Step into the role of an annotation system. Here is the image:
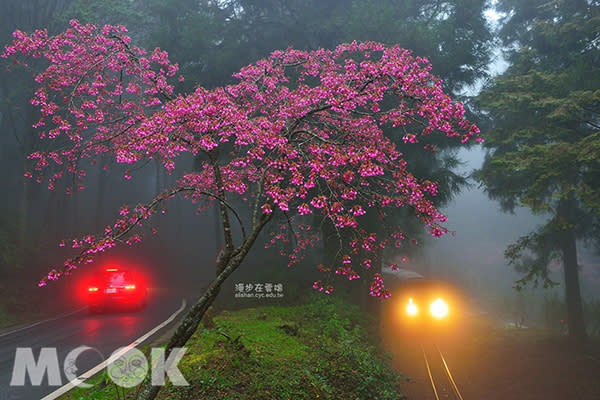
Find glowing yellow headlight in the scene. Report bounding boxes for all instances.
[406,298,418,316]
[430,298,449,319]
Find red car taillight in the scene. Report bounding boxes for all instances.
[88,287,99,292]
[125,284,136,290]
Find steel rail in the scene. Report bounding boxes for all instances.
[421,344,441,400]
[421,343,465,400]
[437,344,465,400]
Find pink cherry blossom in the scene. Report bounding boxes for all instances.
[2,24,481,293]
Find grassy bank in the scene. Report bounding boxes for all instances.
[62,295,405,400]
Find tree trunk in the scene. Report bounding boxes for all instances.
[41,183,58,239]
[17,161,29,268]
[137,212,271,400]
[561,226,586,341]
[95,158,108,232]
[558,195,587,341]
[70,189,79,238]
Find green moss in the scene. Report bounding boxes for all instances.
[60,295,405,400]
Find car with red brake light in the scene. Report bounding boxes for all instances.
[87,268,147,313]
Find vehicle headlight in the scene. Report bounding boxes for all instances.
[406,298,418,316]
[430,298,449,318]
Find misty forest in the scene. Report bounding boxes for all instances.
[0,1,599,399]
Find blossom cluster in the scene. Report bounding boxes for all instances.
[3,22,481,294]
[2,20,180,188]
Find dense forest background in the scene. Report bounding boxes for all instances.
[0,0,598,338]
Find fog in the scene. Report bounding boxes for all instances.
[0,1,598,338]
[423,146,600,321]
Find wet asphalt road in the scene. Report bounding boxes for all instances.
[0,288,188,400]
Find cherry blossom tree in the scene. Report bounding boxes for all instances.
[2,20,480,398]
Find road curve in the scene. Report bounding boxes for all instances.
[0,288,188,400]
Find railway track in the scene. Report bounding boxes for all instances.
[421,343,464,400]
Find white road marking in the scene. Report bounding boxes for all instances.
[0,308,86,339]
[40,298,187,400]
